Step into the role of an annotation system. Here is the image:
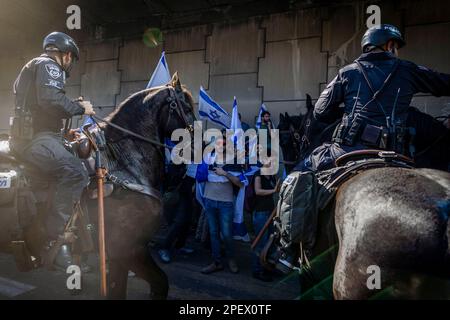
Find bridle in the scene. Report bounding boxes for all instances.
[164,85,195,134]
[279,120,303,163]
[91,85,194,149]
[81,85,195,201]
[298,118,311,156]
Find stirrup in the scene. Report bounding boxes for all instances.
[299,242,312,270]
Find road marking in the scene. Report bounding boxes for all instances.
[0,276,36,298]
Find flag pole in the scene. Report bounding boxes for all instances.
[96,154,107,298]
[82,126,107,297]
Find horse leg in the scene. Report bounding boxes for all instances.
[332,251,375,299]
[108,259,128,299]
[130,247,168,300]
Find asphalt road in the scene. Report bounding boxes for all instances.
[0,237,301,300]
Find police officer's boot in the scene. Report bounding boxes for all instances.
[276,244,301,274]
[54,244,74,271]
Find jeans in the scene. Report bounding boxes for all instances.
[204,198,234,262]
[252,210,272,273]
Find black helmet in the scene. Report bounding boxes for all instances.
[361,24,405,52]
[43,32,80,60]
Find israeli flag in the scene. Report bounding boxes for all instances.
[195,173,250,242]
[146,51,171,89]
[255,103,268,129]
[198,86,231,128]
[230,97,243,148]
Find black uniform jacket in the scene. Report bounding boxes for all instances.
[314,51,450,128]
[13,54,84,135]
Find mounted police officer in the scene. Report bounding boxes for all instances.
[276,24,450,268]
[11,32,95,269]
[300,24,450,172]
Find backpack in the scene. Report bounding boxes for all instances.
[274,171,320,250]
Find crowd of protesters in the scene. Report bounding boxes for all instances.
[155,110,280,282]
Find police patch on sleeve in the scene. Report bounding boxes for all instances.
[45,79,63,89]
[45,63,62,79]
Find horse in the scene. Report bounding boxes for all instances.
[0,73,196,299]
[278,103,450,299]
[277,94,337,174]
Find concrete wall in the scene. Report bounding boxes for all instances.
[1,0,450,133]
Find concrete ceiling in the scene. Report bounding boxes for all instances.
[0,0,345,52]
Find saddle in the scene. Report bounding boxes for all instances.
[259,149,414,274]
[316,149,414,211]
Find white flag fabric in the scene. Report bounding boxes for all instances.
[255,103,268,129]
[230,97,244,149]
[146,51,171,89]
[198,86,231,128]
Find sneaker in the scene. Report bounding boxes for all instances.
[201,261,224,274]
[177,246,194,255]
[252,271,273,282]
[158,249,171,263]
[128,271,136,277]
[228,259,239,274]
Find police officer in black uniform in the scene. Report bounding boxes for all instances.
[12,32,95,268]
[300,24,450,172]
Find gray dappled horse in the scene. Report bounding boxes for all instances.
[279,102,450,299]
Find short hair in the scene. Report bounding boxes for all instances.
[261,111,271,117]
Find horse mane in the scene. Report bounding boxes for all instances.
[97,84,195,188]
[103,84,195,125]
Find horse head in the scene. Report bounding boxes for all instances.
[278,111,303,173]
[98,72,196,188]
[105,72,196,145]
[295,94,339,163]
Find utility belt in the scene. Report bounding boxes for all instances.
[332,114,416,156]
[11,114,74,156]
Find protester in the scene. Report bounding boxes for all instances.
[201,135,245,274]
[239,113,251,131]
[257,111,274,153]
[158,163,196,263]
[252,156,280,281]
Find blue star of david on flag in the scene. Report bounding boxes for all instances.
[198,86,231,128]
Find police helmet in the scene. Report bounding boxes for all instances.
[361,24,405,52]
[43,32,80,60]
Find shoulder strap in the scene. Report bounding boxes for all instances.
[355,59,400,117]
[355,59,400,101]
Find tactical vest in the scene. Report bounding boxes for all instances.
[332,59,416,157]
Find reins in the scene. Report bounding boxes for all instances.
[91,114,169,148]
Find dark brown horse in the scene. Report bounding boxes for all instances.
[92,74,195,299]
[279,105,450,299]
[0,73,196,299]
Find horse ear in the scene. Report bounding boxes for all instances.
[279,113,285,122]
[306,94,313,111]
[171,71,183,93]
[284,112,291,122]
